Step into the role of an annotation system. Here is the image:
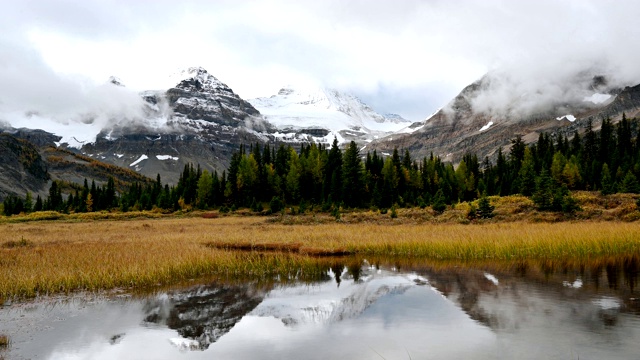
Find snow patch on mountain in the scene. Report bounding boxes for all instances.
[583,93,612,104]
[479,121,494,132]
[556,114,576,122]
[130,154,148,167]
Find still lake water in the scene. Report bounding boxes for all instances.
[1,257,640,359]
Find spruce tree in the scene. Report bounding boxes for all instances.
[477,194,495,219]
[620,171,640,194]
[24,192,33,213]
[518,148,536,196]
[34,195,43,212]
[341,141,363,208]
[601,163,615,195]
[532,169,554,210]
[432,189,446,214]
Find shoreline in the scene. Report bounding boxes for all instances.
[1,214,640,300]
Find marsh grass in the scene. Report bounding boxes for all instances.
[0,335,9,349]
[2,237,31,248]
[1,216,640,299]
[206,219,640,260]
[0,210,165,224]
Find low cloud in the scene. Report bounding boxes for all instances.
[3,0,640,125]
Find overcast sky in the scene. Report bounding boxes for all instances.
[2,0,640,122]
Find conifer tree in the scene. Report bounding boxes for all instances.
[324,138,342,203]
[477,194,494,219]
[518,147,536,196]
[532,169,554,210]
[24,192,33,213]
[432,189,446,214]
[620,171,640,194]
[341,141,363,208]
[34,195,43,212]
[196,170,213,209]
[600,163,615,195]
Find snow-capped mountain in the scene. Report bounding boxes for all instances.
[73,67,273,184]
[2,66,413,186]
[143,283,266,351]
[143,264,430,351]
[249,265,425,327]
[249,86,411,145]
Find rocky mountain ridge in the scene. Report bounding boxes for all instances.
[369,75,640,163]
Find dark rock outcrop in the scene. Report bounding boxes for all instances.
[0,133,50,200]
[166,67,260,127]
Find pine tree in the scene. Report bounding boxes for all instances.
[532,169,554,210]
[477,194,495,219]
[24,192,33,213]
[324,138,342,203]
[620,171,640,194]
[341,141,363,208]
[196,170,213,209]
[432,189,446,214]
[601,163,615,195]
[269,196,283,214]
[34,195,43,212]
[285,150,301,203]
[518,147,536,196]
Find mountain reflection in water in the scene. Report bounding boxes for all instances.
[1,256,640,359]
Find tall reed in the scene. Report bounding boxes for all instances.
[1,217,639,299]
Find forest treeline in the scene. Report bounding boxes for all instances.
[4,115,640,216]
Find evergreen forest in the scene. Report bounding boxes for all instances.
[4,115,640,216]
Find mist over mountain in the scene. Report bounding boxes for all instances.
[1,66,411,187]
[369,70,640,164]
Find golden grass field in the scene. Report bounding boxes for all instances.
[2,214,640,300]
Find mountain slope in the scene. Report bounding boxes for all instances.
[249,86,410,145]
[370,75,640,163]
[0,132,50,200]
[0,128,155,201]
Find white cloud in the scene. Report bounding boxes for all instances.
[1,0,640,122]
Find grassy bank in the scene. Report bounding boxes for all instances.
[1,216,640,299]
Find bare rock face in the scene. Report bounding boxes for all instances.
[370,75,640,163]
[0,133,49,200]
[166,67,260,127]
[0,128,156,201]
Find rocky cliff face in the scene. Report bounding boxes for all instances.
[370,76,640,163]
[0,132,50,200]
[166,67,260,127]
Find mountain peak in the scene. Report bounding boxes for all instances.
[249,85,412,145]
[108,76,124,87]
[168,67,226,92]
